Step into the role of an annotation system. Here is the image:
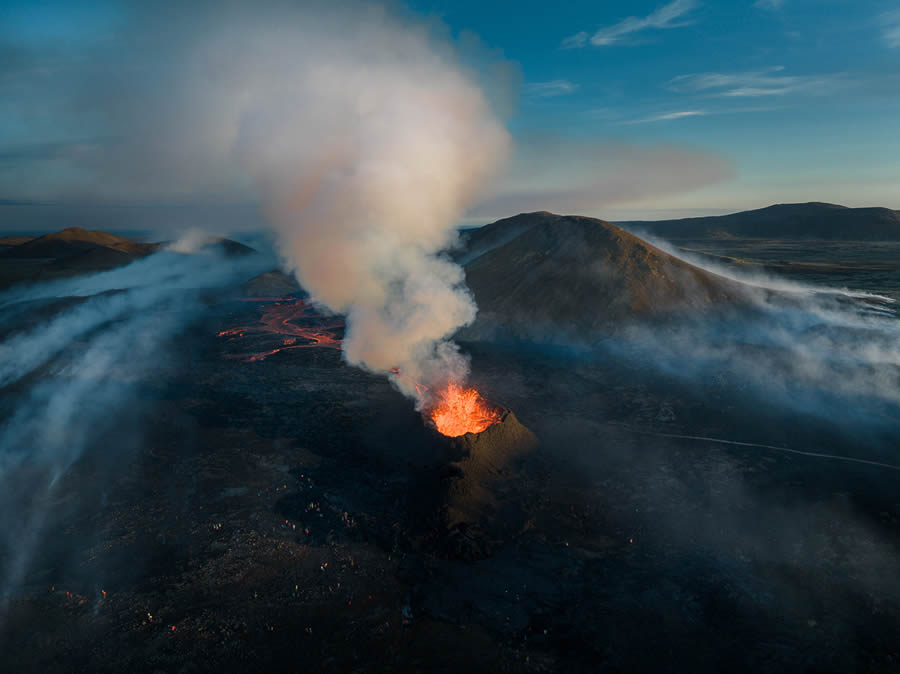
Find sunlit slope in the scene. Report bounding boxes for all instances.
[460,212,747,340]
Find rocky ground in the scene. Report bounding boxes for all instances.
[2,296,900,673]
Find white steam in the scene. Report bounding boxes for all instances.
[0,238,269,601]
[4,2,513,402]
[196,6,510,399]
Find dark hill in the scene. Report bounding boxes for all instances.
[0,236,35,247]
[0,227,255,288]
[4,227,158,259]
[459,212,748,341]
[213,238,256,257]
[620,202,900,240]
[53,245,138,272]
[242,270,302,297]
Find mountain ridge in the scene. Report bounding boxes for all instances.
[0,227,256,288]
[3,226,157,259]
[618,202,900,240]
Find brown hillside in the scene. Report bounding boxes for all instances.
[0,236,35,247]
[460,212,748,341]
[5,227,157,259]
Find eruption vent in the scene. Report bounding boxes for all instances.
[429,383,502,437]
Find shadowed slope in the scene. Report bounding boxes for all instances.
[0,236,36,248]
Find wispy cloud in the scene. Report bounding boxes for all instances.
[470,134,735,219]
[626,110,708,124]
[754,0,784,10]
[563,0,698,48]
[523,79,579,98]
[622,105,781,125]
[668,66,843,97]
[882,10,900,48]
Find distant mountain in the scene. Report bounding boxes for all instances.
[211,238,256,257]
[0,236,36,248]
[459,212,748,341]
[620,202,900,241]
[0,227,256,288]
[3,227,158,260]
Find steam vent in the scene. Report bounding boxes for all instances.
[432,406,539,559]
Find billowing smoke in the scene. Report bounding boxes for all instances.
[4,1,513,401]
[221,8,510,400]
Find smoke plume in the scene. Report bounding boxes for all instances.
[3,1,512,401]
[221,7,511,399]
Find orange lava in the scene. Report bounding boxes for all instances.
[429,382,501,437]
[218,297,343,361]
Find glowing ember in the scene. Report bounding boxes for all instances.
[429,382,501,437]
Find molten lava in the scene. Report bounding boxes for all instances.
[217,297,343,361]
[429,382,502,437]
[221,308,498,437]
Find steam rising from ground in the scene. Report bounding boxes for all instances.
[223,8,510,399]
[609,233,900,431]
[0,243,268,604]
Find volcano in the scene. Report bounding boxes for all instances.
[458,211,749,341]
[432,403,538,559]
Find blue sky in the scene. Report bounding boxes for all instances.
[1,0,898,228]
[413,0,900,216]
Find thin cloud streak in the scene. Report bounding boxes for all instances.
[668,67,845,97]
[563,0,698,48]
[625,110,707,124]
[623,104,784,125]
[469,135,735,220]
[882,10,900,48]
[523,79,579,98]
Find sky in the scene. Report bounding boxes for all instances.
[0,0,898,230]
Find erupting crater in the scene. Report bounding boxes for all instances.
[428,382,502,438]
[389,369,504,438]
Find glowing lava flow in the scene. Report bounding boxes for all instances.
[220,307,498,436]
[218,297,343,361]
[428,382,502,437]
